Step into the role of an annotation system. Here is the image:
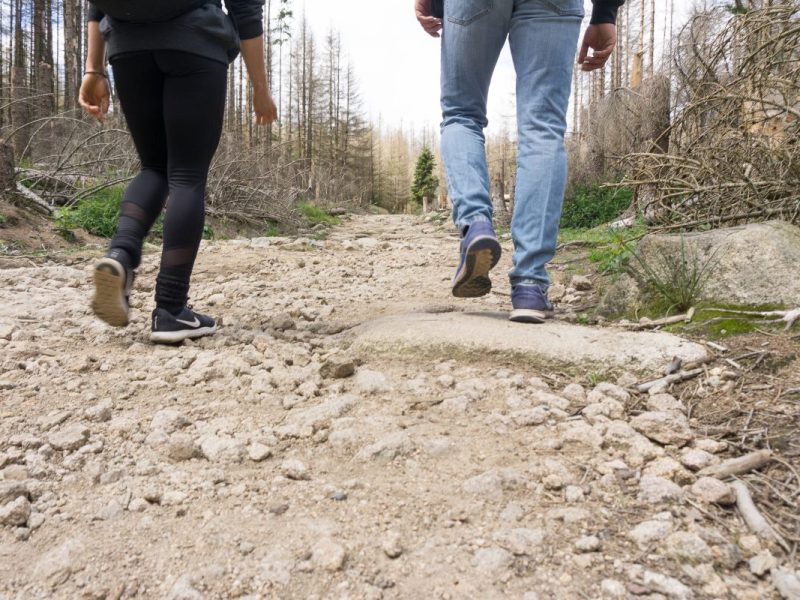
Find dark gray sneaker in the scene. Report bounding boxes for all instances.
[150,306,217,344]
[92,257,135,327]
[509,284,554,324]
[452,221,502,298]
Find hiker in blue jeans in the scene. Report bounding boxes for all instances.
[416,0,623,323]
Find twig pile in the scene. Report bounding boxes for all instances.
[622,4,800,229]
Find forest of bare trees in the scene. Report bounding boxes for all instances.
[0,0,796,233]
[0,0,429,229]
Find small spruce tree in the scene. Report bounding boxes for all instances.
[411,147,439,207]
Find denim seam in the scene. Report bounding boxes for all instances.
[447,0,493,26]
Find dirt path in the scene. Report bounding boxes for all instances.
[0,214,797,599]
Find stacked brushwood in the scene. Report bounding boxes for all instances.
[622,3,800,230]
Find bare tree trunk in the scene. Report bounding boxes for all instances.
[11,0,31,160]
[0,142,16,194]
[63,0,80,110]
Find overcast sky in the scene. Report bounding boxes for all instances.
[300,0,696,135]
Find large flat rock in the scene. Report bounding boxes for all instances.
[350,312,707,374]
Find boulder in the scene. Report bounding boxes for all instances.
[637,221,800,306]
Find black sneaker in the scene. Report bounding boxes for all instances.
[150,306,217,344]
[92,257,135,327]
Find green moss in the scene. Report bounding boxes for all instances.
[299,202,341,227]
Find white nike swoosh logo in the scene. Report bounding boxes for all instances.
[175,317,201,328]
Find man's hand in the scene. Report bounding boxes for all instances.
[416,0,442,38]
[578,24,616,72]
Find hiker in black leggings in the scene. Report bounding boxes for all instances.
[80,0,276,344]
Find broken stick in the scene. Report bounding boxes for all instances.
[699,449,773,479]
[731,480,778,542]
[636,368,704,393]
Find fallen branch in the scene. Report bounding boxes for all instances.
[636,368,704,393]
[731,480,778,543]
[14,181,53,215]
[629,311,694,330]
[699,449,773,479]
[706,341,728,353]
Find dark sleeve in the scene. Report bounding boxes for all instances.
[590,0,624,25]
[88,6,104,21]
[225,0,264,40]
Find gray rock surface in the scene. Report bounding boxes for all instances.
[637,220,800,305]
[351,313,707,373]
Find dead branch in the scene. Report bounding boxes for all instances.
[699,449,773,479]
[731,480,779,543]
[636,368,704,393]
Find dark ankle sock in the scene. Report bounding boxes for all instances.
[106,247,133,272]
[155,269,190,316]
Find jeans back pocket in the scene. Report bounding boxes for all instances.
[447,0,494,25]
[542,0,584,17]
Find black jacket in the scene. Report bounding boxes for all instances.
[88,0,264,64]
[591,0,625,24]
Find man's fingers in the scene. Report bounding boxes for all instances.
[577,40,590,64]
[592,47,614,59]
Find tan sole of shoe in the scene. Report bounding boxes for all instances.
[91,258,129,327]
[452,238,502,298]
[509,308,551,324]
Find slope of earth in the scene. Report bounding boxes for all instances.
[0,214,798,600]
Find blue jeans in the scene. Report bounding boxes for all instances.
[440,0,583,288]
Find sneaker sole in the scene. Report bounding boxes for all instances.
[452,236,502,298]
[92,258,129,327]
[509,308,552,324]
[150,325,217,345]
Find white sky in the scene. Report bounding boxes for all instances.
[301,0,697,134]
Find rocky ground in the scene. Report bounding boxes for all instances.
[1,214,799,599]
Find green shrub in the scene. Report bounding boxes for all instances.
[560,185,634,230]
[628,235,719,313]
[56,186,125,238]
[299,202,340,226]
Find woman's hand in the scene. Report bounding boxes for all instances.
[79,73,111,122]
[253,84,278,125]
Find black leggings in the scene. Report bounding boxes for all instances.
[109,50,227,312]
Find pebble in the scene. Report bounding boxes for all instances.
[0,496,31,527]
[150,410,191,434]
[85,399,113,423]
[638,475,683,503]
[560,383,586,403]
[472,547,513,576]
[493,528,545,556]
[664,531,713,563]
[355,369,392,394]
[166,433,199,462]
[694,438,727,454]
[630,411,694,447]
[311,538,347,572]
[320,354,355,379]
[680,448,718,471]
[48,424,90,452]
[642,570,693,600]
[571,275,592,291]
[247,443,272,462]
[749,550,777,577]
[356,431,413,462]
[647,394,686,414]
[690,477,735,505]
[382,531,403,559]
[128,498,149,513]
[600,579,627,598]
[565,485,584,503]
[269,502,290,515]
[629,519,674,549]
[575,535,601,553]
[199,435,245,464]
[281,458,310,480]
